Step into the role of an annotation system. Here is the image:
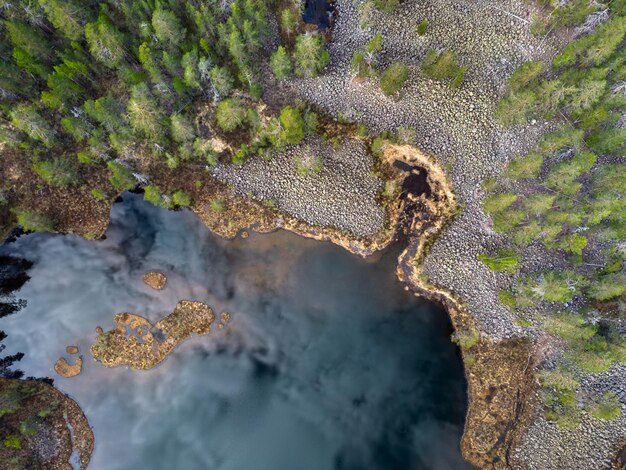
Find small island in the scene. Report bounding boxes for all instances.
[91,300,216,369]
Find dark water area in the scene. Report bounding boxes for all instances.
[393,161,432,199]
[303,0,335,30]
[0,193,471,469]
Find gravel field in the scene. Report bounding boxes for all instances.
[213,136,385,237]
[216,0,626,467]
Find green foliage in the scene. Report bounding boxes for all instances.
[172,190,191,207]
[478,248,519,272]
[216,98,247,132]
[170,113,195,143]
[210,198,224,212]
[482,192,517,215]
[10,104,56,147]
[270,46,293,80]
[3,435,22,449]
[380,62,409,96]
[504,152,543,180]
[544,151,596,195]
[523,193,556,217]
[127,83,165,140]
[538,127,584,155]
[85,12,126,68]
[32,157,79,188]
[422,49,465,87]
[280,9,297,36]
[495,90,537,126]
[588,274,626,301]
[210,67,234,97]
[498,289,517,309]
[538,366,581,429]
[12,209,55,233]
[373,0,399,13]
[90,188,107,202]
[491,208,526,233]
[107,161,136,191]
[507,61,544,92]
[587,392,621,420]
[294,33,330,77]
[143,185,167,207]
[416,19,428,36]
[451,327,480,350]
[152,9,186,48]
[279,107,305,144]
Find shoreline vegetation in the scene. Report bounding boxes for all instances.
[1,0,625,468]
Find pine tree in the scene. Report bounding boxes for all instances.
[127,83,165,139]
[85,12,126,68]
[152,9,186,49]
[270,46,293,80]
[294,33,330,78]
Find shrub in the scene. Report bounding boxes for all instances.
[12,209,55,233]
[588,392,621,420]
[270,46,293,80]
[538,366,581,429]
[32,157,78,187]
[539,128,585,155]
[504,152,543,180]
[422,49,465,86]
[172,190,191,207]
[495,90,537,126]
[478,248,519,272]
[3,434,21,449]
[498,290,517,309]
[294,33,330,77]
[491,208,526,233]
[90,188,107,202]
[380,62,409,96]
[373,0,399,13]
[107,161,136,191]
[451,327,480,350]
[210,198,224,212]
[536,271,580,303]
[279,106,305,144]
[556,233,587,255]
[216,98,247,132]
[507,60,544,91]
[143,185,166,207]
[523,193,555,217]
[416,20,428,36]
[588,274,626,301]
[513,221,542,247]
[482,192,518,214]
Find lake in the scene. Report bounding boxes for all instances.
[0,193,471,469]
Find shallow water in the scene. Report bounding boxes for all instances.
[0,194,471,470]
[303,0,334,30]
